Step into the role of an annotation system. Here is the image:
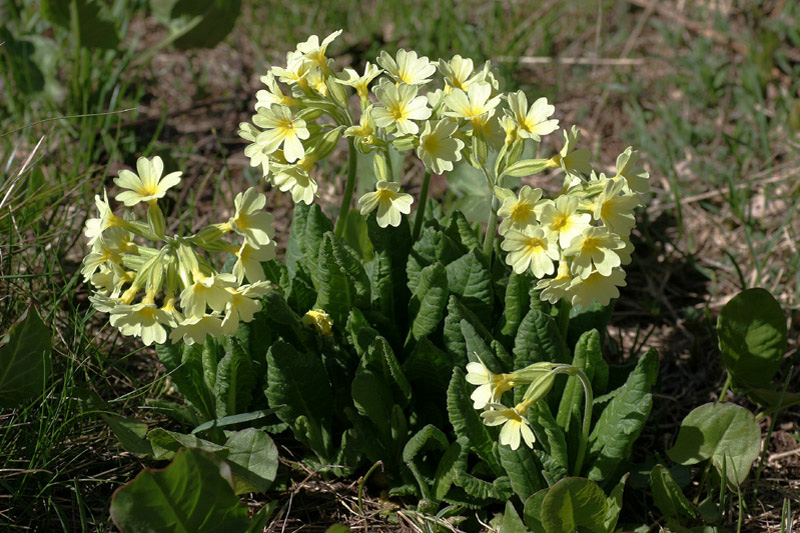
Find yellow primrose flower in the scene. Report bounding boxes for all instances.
[302,309,334,336]
[465,357,517,409]
[306,67,329,97]
[296,29,342,71]
[334,62,382,100]
[113,156,182,207]
[438,55,488,92]
[372,82,432,135]
[227,188,275,248]
[416,119,465,174]
[271,159,319,205]
[253,104,310,163]
[357,180,413,228]
[443,81,501,121]
[549,126,592,177]
[497,185,543,234]
[84,190,126,245]
[231,241,276,284]
[377,49,436,85]
[568,268,627,308]
[593,177,639,235]
[563,226,624,279]
[615,147,650,194]
[238,122,271,178]
[90,265,123,297]
[89,293,119,313]
[81,226,135,281]
[169,315,224,345]
[271,50,312,91]
[180,273,237,318]
[501,225,560,278]
[109,302,171,346]
[255,72,300,110]
[221,281,272,335]
[539,196,592,248]
[344,107,378,146]
[536,262,573,304]
[480,403,536,450]
[506,91,559,142]
[617,235,634,266]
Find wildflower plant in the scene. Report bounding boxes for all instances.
[87,31,661,530]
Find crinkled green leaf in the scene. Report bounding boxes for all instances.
[587,350,658,485]
[366,336,411,405]
[718,288,787,389]
[446,367,501,473]
[650,464,696,520]
[666,402,760,486]
[403,424,449,499]
[156,342,216,421]
[567,299,614,349]
[315,232,369,325]
[406,224,465,293]
[529,403,569,486]
[462,320,507,375]
[513,308,570,368]
[0,307,52,408]
[265,341,333,423]
[540,477,607,533]
[604,473,628,533]
[409,262,449,340]
[110,448,250,532]
[214,337,255,418]
[557,329,606,434]
[499,271,532,344]
[445,249,494,324]
[446,210,481,250]
[499,501,528,533]
[499,436,546,501]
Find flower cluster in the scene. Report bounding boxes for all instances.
[466,357,566,450]
[82,156,276,346]
[497,145,649,308]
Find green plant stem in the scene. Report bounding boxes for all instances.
[334,138,358,239]
[718,373,732,402]
[569,367,593,477]
[557,299,572,340]
[482,195,499,257]
[752,365,793,501]
[411,171,432,241]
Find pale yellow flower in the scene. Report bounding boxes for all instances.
[271,158,319,205]
[443,82,501,121]
[539,196,592,248]
[563,226,624,279]
[377,49,436,85]
[253,104,310,163]
[615,147,649,194]
[481,404,536,450]
[438,55,488,92]
[84,190,126,245]
[536,262,574,304]
[296,29,342,71]
[501,225,560,278]
[335,62,382,99]
[169,315,224,345]
[372,82,432,135]
[506,91,559,141]
[113,156,182,207]
[180,273,237,318]
[271,50,312,90]
[357,181,413,228]
[221,281,272,334]
[592,177,639,235]
[497,185,543,234]
[416,119,464,174]
[255,72,300,110]
[302,309,334,336]
[238,122,272,177]
[549,126,592,176]
[232,241,276,284]
[568,268,627,308]
[228,188,275,248]
[465,357,516,409]
[109,302,171,346]
[306,67,329,97]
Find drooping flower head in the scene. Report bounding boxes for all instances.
[357,180,413,228]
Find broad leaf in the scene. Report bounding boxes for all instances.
[587,350,658,484]
[650,464,696,520]
[102,414,152,458]
[513,308,570,369]
[540,477,607,533]
[41,0,120,49]
[156,342,216,421]
[499,501,529,533]
[214,337,255,417]
[499,271,532,344]
[110,448,250,532]
[402,424,449,499]
[150,0,242,50]
[409,262,449,340]
[499,436,546,501]
[666,402,761,486]
[147,428,226,461]
[717,288,787,389]
[224,429,279,494]
[445,249,494,324]
[0,307,52,407]
[446,367,501,473]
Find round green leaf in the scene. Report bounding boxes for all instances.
[110,448,250,532]
[0,307,52,408]
[540,477,608,533]
[666,402,761,486]
[718,288,787,389]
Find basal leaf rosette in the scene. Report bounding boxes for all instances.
[82,156,277,346]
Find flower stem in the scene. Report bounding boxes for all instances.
[482,195,499,257]
[570,367,594,477]
[334,138,358,239]
[557,299,572,340]
[412,171,432,241]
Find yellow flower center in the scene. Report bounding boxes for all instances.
[390,103,408,121]
[376,188,396,202]
[524,237,545,254]
[580,236,600,254]
[551,213,570,232]
[422,134,440,154]
[510,202,532,222]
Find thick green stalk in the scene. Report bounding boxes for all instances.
[411,171,432,241]
[557,299,572,340]
[569,367,594,477]
[482,195,499,257]
[334,138,358,238]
